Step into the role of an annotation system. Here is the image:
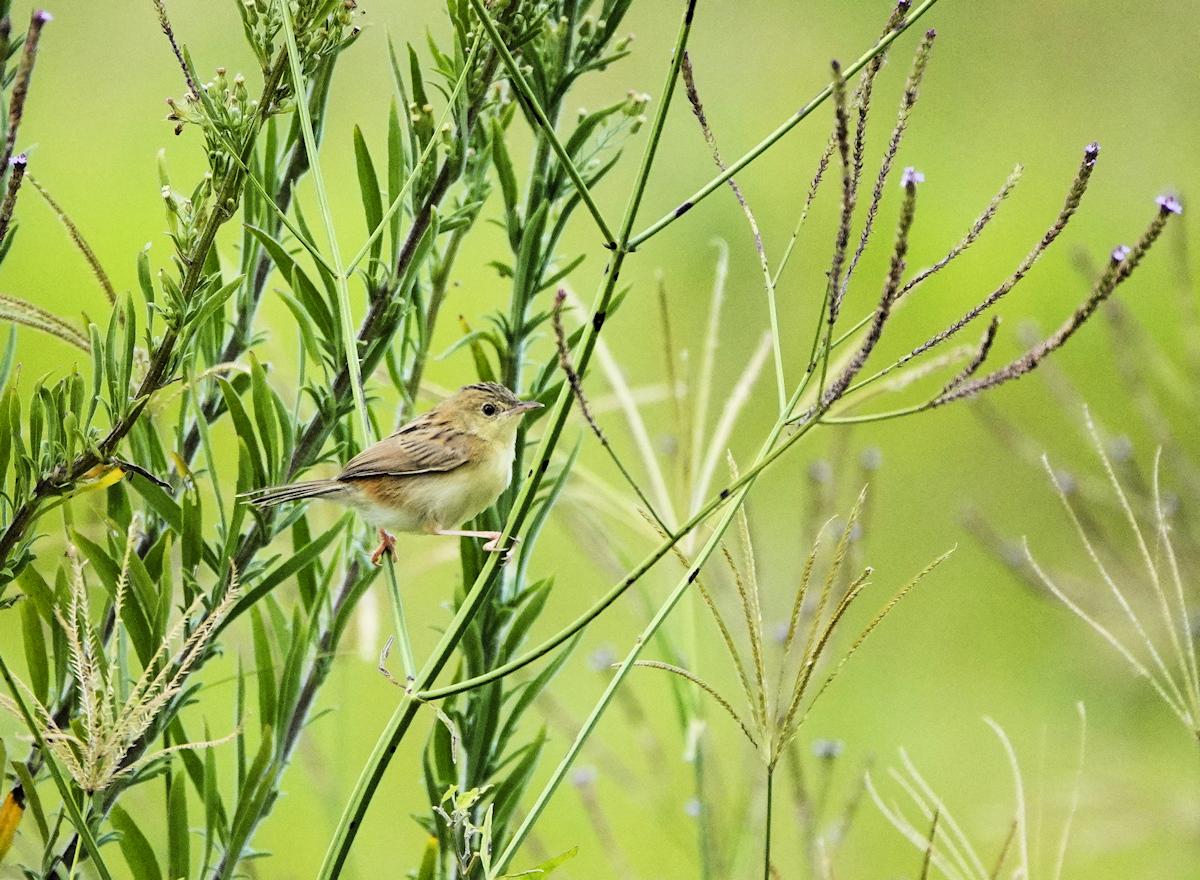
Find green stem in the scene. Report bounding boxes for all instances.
[468,0,615,246]
[818,400,931,424]
[66,792,87,880]
[277,0,371,446]
[383,554,416,680]
[763,764,774,880]
[494,361,825,872]
[317,5,699,877]
[627,0,940,249]
[493,407,797,873]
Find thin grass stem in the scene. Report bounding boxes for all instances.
[277,0,370,445]
[383,555,416,680]
[628,0,942,248]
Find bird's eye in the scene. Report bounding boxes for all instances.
[482,403,498,417]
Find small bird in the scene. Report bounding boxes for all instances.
[248,383,543,564]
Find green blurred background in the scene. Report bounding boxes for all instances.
[3,0,1200,876]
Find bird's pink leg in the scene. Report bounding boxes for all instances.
[371,528,398,566]
[434,529,518,560]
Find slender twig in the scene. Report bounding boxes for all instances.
[27,174,117,304]
[277,0,370,446]
[552,290,671,533]
[681,51,785,413]
[2,9,52,169]
[628,0,941,248]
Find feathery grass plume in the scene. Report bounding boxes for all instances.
[1028,412,1200,739]
[899,164,1023,299]
[823,60,855,328]
[26,175,116,305]
[681,51,785,410]
[933,196,1178,407]
[905,142,1101,365]
[815,169,919,413]
[0,291,90,350]
[869,708,1087,880]
[632,482,951,878]
[0,522,239,793]
[0,154,27,245]
[840,27,936,304]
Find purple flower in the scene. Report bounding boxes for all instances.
[1110,245,1132,263]
[8,154,26,168]
[812,738,844,760]
[901,167,925,189]
[1084,142,1100,166]
[571,766,598,787]
[1157,194,1183,216]
[33,9,53,24]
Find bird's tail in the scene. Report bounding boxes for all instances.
[244,479,347,508]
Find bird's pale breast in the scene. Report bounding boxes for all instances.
[350,447,513,534]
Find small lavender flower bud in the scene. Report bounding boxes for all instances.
[588,645,616,671]
[1156,194,1183,216]
[1053,469,1077,495]
[1109,435,1133,463]
[860,447,883,471]
[1110,244,1131,264]
[901,166,925,189]
[571,766,597,787]
[1083,141,1100,166]
[812,738,844,760]
[808,460,832,484]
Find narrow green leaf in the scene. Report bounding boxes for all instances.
[415,836,439,880]
[12,761,48,846]
[250,607,277,730]
[19,599,48,704]
[352,125,384,267]
[167,771,190,880]
[248,353,280,480]
[217,377,266,486]
[110,805,164,880]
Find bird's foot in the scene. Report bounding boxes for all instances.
[371,529,398,566]
[435,529,519,563]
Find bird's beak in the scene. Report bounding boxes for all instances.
[511,400,544,414]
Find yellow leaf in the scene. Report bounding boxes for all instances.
[0,790,23,864]
[80,465,125,494]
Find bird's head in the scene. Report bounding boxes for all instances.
[441,382,543,444]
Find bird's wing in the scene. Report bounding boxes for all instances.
[337,427,472,481]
